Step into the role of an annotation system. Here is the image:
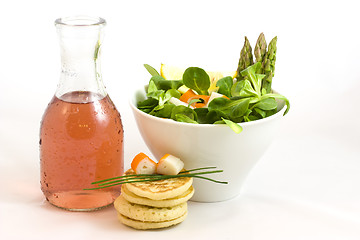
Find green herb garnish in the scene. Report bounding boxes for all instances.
[84,167,227,190]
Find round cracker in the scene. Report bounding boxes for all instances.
[114,195,187,222]
[117,212,187,230]
[123,169,193,200]
[121,184,194,208]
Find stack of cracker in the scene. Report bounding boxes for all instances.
[114,169,194,230]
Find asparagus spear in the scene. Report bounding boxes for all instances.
[254,32,267,70]
[236,36,254,81]
[262,36,277,93]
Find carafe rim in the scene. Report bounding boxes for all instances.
[55,15,106,27]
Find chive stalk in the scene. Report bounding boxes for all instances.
[84,167,227,190]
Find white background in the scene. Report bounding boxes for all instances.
[1,0,360,239]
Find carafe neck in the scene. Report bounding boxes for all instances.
[55,16,107,101]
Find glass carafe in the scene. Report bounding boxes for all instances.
[40,16,124,211]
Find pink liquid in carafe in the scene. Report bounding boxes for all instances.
[40,91,124,211]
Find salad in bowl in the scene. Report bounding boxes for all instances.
[137,33,289,133]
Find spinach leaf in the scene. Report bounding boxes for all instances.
[146,81,166,111]
[216,76,233,98]
[194,108,228,124]
[182,67,210,95]
[171,105,198,122]
[137,98,158,113]
[221,118,243,133]
[208,97,250,122]
[229,100,250,122]
[262,93,290,115]
[165,89,181,100]
[252,97,277,111]
[144,64,160,76]
[207,97,231,111]
[240,62,264,96]
[155,89,181,108]
[246,114,261,121]
[150,103,175,118]
[146,80,182,110]
[174,114,199,124]
[206,110,227,124]
[254,108,266,118]
[150,75,183,91]
[231,80,258,98]
[194,108,209,124]
[147,80,158,94]
[147,80,165,102]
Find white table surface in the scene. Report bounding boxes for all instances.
[1,1,360,239]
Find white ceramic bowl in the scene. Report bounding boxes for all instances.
[130,87,287,202]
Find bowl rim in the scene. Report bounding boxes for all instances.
[129,87,287,129]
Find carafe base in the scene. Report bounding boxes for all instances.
[45,190,119,212]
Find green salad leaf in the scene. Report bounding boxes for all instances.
[137,98,158,113]
[150,75,183,91]
[151,103,175,118]
[146,80,164,101]
[216,76,233,98]
[208,97,250,123]
[182,67,210,95]
[221,118,243,133]
[252,97,277,111]
[171,105,198,122]
[144,64,160,76]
